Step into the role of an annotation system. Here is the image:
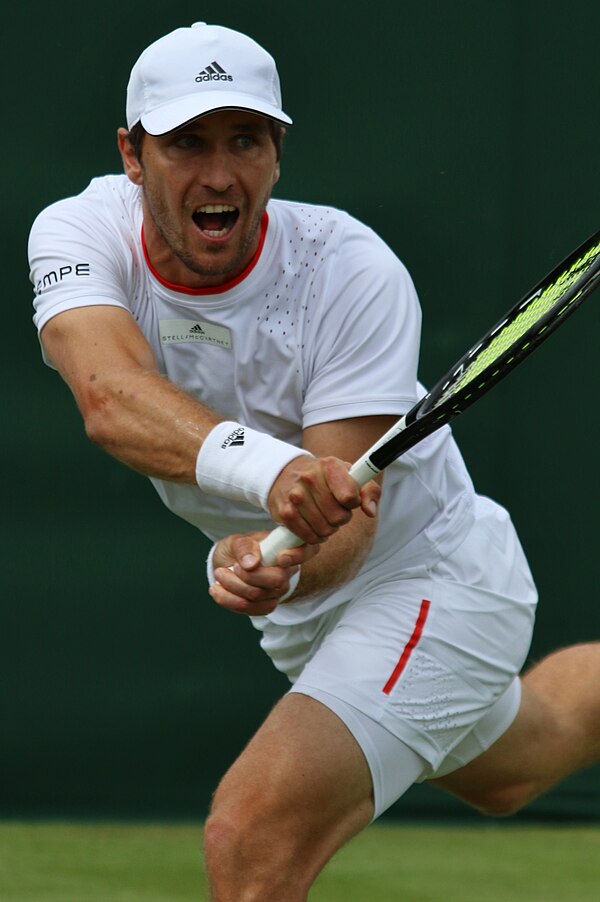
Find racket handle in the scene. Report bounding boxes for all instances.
[258,456,383,565]
[259,525,304,565]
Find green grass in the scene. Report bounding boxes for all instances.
[0,821,599,901]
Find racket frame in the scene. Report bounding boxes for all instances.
[259,229,600,565]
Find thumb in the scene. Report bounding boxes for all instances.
[230,534,262,571]
[359,479,382,518]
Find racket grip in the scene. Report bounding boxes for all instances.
[348,457,381,487]
[259,525,304,566]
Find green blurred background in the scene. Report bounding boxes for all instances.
[3,0,599,821]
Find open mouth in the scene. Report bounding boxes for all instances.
[192,204,239,238]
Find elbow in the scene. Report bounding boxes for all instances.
[83,407,114,450]
[80,386,118,450]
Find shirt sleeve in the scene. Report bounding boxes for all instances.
[301,217,422,427]
[28,188,131,336]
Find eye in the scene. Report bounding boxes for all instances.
[235,134,258,150]
[174,134,201,149]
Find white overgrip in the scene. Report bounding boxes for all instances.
[259,525,304,566]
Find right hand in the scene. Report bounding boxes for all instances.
[267,455,380,547]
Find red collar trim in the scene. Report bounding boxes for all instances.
[141,211,269,296]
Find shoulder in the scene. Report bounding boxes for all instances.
[268,196,373,239]
[29,175,141,244]
[267,197,410,278]
[29,175,143,328]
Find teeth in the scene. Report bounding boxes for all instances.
[196,204,237,213]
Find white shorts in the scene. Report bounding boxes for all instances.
[257,496,538,818]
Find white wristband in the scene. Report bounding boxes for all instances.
[196,421,311,511]
[206,543,301,601]
[206,543,218,586]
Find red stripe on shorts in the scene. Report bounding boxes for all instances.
[382,599,431,695]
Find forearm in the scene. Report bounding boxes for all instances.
[290,509,378,600]
[57,335,312,510]
[42,307,220,483]
[43,308,375,530]
[67,351,312,509]
[81,365,220,482]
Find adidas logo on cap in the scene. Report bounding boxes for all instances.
[195,61,233,83]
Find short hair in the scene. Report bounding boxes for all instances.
[125,118,285,162]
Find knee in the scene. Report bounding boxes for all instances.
[203,804,262,871]
[203,807,262,898]
[203,808,239,864]
[467,780,538,818]
[203,801,310,900]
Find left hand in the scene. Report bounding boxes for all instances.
[209,531,320,615]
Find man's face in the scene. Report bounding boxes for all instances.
[119,110,281,289]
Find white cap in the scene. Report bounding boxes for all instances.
[126,22,292,135]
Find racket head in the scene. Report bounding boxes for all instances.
[370,228,600,471]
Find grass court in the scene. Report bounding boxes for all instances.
[1,820,599,900]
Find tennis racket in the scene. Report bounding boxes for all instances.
[259,227,600,565]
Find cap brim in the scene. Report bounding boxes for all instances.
[140,91,292,134]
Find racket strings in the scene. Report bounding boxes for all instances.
[434,241,600,408]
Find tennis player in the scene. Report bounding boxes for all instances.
[29,23,600,900]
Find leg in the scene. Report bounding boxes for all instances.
[203,692,374,902]
[430,643,600,815]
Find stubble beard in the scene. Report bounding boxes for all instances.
[144,185,270,280]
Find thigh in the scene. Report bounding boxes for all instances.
[429,682,553,808]
[430,643,600,814]
[209,692,375,871]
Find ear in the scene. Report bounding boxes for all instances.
[273,160,281,188]
[117,128,143,185]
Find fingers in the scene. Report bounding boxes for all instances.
[216,534,263,572]
[274,543,320,568]
[208,533,320,616]
[359,480,382,518]
[270,457,380,545]
[209,562,298,615]
[278,457,357,544]
[214,534,318,570]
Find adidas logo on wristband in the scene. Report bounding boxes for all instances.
[220,427,246,449]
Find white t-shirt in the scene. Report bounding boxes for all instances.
[29,174,476,624]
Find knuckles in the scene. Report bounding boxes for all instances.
[245,585,264,602]
[330,508,353,527]
[278,503,301,527]
[298,469,319,488]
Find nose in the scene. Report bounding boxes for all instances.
[201,149,235,194]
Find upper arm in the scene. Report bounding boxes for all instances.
[302,415,398,465]
[301,228,422,429]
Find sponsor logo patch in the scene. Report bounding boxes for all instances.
[159,319,232,348]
